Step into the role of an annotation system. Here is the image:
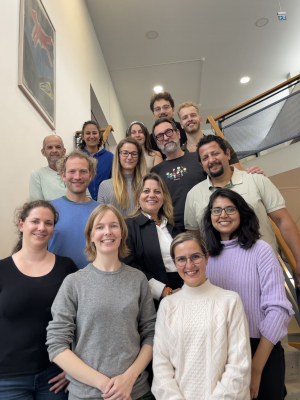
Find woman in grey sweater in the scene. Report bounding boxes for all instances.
[47,204,156,400]
[97,137,147,218]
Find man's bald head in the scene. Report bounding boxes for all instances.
[41,135,66,168]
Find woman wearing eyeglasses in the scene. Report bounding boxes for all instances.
[152,231,251,400]
[126,121,163,172]
[97,137,147,217]
[203,188,293,400]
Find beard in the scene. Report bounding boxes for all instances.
[158,139,180,155]
[208,163,224,178]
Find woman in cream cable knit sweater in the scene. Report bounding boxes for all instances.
[152,232,251,400]
[203,188,294,400]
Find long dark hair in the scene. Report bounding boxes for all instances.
[12,200,59,255]
[79,120,103,150]
[203,188,260,256]
[126,121,153,156]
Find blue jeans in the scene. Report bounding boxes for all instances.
[0,364,68,400]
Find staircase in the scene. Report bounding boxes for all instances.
[283,337,300,399]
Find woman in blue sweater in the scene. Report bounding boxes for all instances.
[79,120,113,200]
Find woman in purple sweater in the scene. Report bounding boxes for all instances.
[203,188,293,400]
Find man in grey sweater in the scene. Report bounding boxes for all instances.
[47,262,156,400]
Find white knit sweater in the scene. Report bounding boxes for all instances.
[152,279,251,400]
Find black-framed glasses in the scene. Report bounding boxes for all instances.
[119,150,139,158]
[153,104,171,113]
[154,128,175,142]
[211,206,237,216]
[175,252,205,267]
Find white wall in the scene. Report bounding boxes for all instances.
[241,141,300,177]
[0,0,126,257]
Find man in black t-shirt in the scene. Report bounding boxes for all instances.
[149,91,187,159]
[151,118,206,231]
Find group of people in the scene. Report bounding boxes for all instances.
[1,91,300,400]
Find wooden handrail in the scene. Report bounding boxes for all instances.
[206,73,300,124]
[206,116,226,139]
[76,125,114,144]
[269,218,297,276]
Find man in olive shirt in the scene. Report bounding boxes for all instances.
[177,101,244,169]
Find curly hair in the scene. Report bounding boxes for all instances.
[127,172,174,225]
[12,200,59,254]
[85,204,130,260]
[203,188,261,256]
[56,149,97,178]
[170,232,208,260]
[79,120,104,150]
[150,91,175,112]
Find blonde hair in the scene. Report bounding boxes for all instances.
[127,172,174,224]
[177,101,200,118]
[112,137,147,210]
[56,149,97,178]
[85,204,130,260]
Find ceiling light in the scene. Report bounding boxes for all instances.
[255,18,269,27]
[240,77,250,84]
[154,86,163,93]
[146,31,158,39]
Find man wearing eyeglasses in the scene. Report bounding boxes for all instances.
[149,92,187,159]
[184,135,300,285]
[151,118,206,231]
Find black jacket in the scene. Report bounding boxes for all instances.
[121,214,182,289]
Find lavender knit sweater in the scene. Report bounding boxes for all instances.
[206,239,294,344]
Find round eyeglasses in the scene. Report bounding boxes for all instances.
[210,206,237,216]
[175,252,205,267]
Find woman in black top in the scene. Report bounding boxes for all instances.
[121,172,182,308]
[0,200,78,400]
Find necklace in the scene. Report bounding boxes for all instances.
[187,142,198,147]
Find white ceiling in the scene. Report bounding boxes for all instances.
[85,0,300,132]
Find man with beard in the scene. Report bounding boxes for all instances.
[177,101,243,169]
[29,135,67,200]
[184,135,300,265]
[151,118,206,231]
[149,92,187,158]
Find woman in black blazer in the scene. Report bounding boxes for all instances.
[121,172,183,307]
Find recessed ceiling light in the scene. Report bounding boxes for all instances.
[255,18,269,27]
[154,86,163,93]
[240,77,250,84]
[146,31,158,39]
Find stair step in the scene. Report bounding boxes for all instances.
[286,381,300,400]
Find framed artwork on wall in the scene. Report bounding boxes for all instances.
[18,0,56,129]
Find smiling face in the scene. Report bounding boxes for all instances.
[211,196,241,241]
[199,142,230,178]
[153,99,175,120]
[82,123,101,151]
[179,106,203,134]
[129,124,146,146]
[62,157,92,195]
[42,135,66,167]
[139,179,164,220]
[119,142,139,174]
[91,210,122,256]
[18,207,55,248]
[174,240,208,287]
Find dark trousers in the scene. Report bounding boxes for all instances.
[250,338,287,400]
